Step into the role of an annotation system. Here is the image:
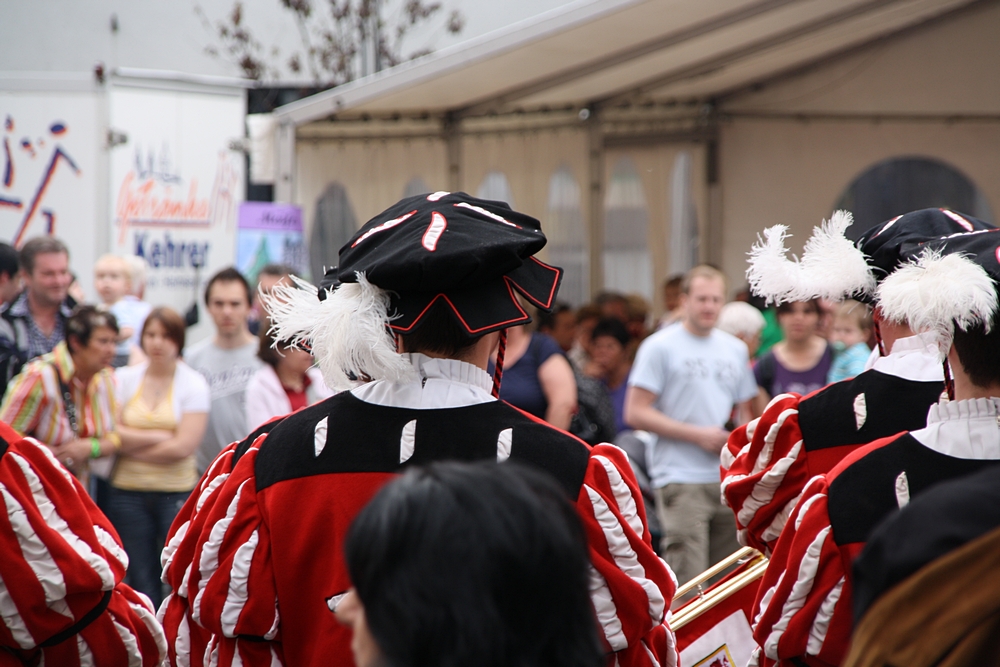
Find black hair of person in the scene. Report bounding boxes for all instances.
[344,460,604,667]
[66,305,119,353]
[396,300,484,358]
[590,317,629,348]
[0,242,19,279]
[204,266,252,306]
[952,316,1000,388]
[536,301,573,332]
[776,298,820,315]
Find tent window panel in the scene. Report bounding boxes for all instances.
[476,170,516,208]
[604,157,652,301]
[669,150,699,276]
[835,157,994,240]
[403,177,432,198]
[311,182,358,281]
[546,166,587,307]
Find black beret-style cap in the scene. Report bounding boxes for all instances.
[902,227,1000,286]
[857,208,994,284]
[337,191,562,335]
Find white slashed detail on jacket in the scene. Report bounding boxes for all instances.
[762,525,831,658]
[18,450,117,588]
[594,453,643,538]
[221,529,260,636]
[590,565,627,651]
[314,416,329,457]
[496,428,512,462]
[586,486,665,630]
[400,420,417,463]
[194,479,251,625]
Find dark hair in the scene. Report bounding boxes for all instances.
[19,236,68,275]
[204,267,252,306]
[776,298,820,316]
[591,317,629,348]
[257,263,297,281]
[0,242,19,278]
[344,461,603,667]
[663,274,684,290]
[256,315,296,368]
[66,305,118,353]
[536,302,573,332]
[397,301,483,358]
[594,291,627,309]
[141,306,186,353]
[953,319,1000,388]
[575,303,602,324]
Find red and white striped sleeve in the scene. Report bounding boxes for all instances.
[177,441,283,667]
[581,443,678,667]
[0,429,165,666]
[721,393,810,555]
[750,475,851,667]
[159,440,243,667]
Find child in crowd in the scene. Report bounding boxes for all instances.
[717,300,766,359]
[94,254,152,367]
[827,299,872,383]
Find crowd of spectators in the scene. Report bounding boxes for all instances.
[0,237,330,606]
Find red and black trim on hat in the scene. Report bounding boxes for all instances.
[855,208,995,303]
[386,257,564,336]
[337,191,564,337]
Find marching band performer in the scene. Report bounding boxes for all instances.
[0,420,166,665]
[722,209,993,555]
[750,225,1000,666]
[157,192,676,667]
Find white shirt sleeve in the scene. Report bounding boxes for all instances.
[174,362,211,417]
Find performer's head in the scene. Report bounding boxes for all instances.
[746,208,995,355]
[338,460,603,667]
[878,228,1000,398]
[266,192,562,392]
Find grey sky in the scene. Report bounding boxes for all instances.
[1,0,574,80]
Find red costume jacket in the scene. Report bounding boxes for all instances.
[721,368,942,555]
[160,385,676,667]
[0,421,165,666]
[750,398,1000,666]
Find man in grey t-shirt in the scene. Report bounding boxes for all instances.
[186,267,262,473]
[625,265,757,585]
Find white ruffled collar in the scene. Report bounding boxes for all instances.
[911,397,1000,459]
[350,353,495,409]
[869,331,943,383]
[404,353,493,393]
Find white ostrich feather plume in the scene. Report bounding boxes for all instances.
[797,210,876,302]
[746,225,804,305]
[263,273,417,391]
[876,250,997,358]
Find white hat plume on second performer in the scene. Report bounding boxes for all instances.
[746,224,804,305]
[876,250,997,358]
[263,273,418,391]
[797,210,877,302]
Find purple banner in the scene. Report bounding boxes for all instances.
[237,202,303,231]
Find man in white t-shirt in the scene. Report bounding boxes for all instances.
[185,267,263,472]
[625,265,757,585]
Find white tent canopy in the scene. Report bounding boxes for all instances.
[275,0,975,124]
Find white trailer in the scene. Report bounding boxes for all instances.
[0,68,247,344]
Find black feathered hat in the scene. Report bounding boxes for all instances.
[266,192,563,391]
[876,227,1000,357]
[337,191,561,334]
[746,208,995,306]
